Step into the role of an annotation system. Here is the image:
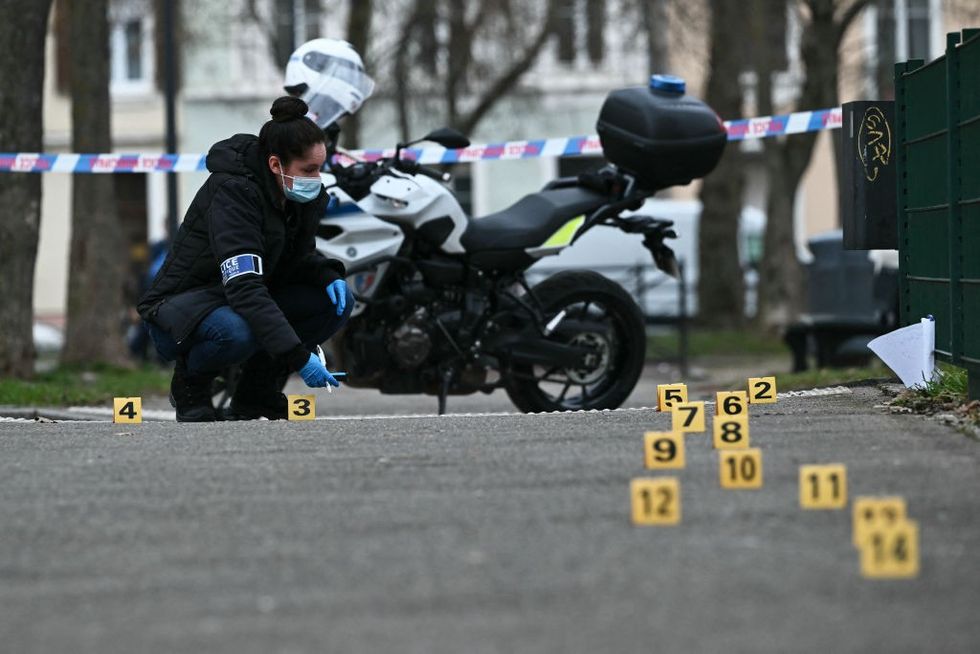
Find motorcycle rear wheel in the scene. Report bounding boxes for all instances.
[503,270,646,413]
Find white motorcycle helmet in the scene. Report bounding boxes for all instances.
[284,38,375,129]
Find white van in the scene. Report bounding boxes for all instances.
[528,199,765,317]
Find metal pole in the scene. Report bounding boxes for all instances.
[945,32,963,374]
[163,0,178,243]
[677,260,689,378]
[633,264,646,319]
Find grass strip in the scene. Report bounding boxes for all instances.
[0,365,171,407]
[647,329,788,359]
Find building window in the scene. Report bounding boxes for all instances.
[111,12,154,94]
[450,164,474,216]
[585,0,605,64]
[555,0,606,65]
[301,0,323,42]
[905,0,930,60]
[871,0,939,98]
[556,0,577,63]
[124,20,143,80]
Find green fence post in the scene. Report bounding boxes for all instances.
[894,59,923,328]
[962,29,980,400]
[945,32,963,369]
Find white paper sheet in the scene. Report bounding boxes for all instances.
[867,317,936,389]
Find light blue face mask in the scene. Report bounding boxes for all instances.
[279,170,322,203]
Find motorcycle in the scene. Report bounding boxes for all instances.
[215,78,727,415]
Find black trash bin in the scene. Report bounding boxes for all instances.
[784,231,898,372]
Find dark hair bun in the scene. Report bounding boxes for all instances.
[270,96,309,122]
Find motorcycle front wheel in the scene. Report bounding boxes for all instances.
[503,270,646,413]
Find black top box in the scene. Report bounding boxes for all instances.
[597,76,728,191]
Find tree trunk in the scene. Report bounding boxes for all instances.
[341,0,373,149]
[0,0,54,378]
[750,0,806,331]
[757,142,808,330]
[755,0,869,330]
[640,0,670,74]
[62,0,128,366]
[445,1,468,128]
[394,13,413,143]
[696,0,747,327]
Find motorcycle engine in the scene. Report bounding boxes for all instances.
[387,308,433,370]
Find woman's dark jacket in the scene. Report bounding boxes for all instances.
[137,133,345,370]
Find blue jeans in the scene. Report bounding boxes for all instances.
[147,284,353,375]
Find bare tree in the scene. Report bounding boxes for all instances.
[238,0,377,146]
[392,0,439,141]
[62,0,128,365]
[753,0,871,331]
[393,2,423,142]
[392,0,561,139]
[341,0,374,148]
[243,0,297,68]
[696,0,749,327]
[0,0,54,378]
[454,1,561,136]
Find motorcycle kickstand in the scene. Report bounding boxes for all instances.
[437,368,453,416]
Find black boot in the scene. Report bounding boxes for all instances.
[170,358,220,422]
[225,354,290,420]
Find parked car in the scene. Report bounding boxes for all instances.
[33,322,63,354]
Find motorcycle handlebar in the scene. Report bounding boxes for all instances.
[330,156,451,195]
[395,158,451,183]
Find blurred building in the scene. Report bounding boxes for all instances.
[32,0,962,322]
[37,0,168,324]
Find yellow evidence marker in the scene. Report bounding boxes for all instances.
[712,414,750,449]
[748,376,778,404]
[657,383,688,412]
[287,394,316,421]
[799,464,848,509]
[852,496,907,547]
[716,390,748,416]
[671,401,706,433]
[644,431,686,470]
[113,397,142,424]
[860,520,920,579]
[630,477,681,526]
[719,449,763,489]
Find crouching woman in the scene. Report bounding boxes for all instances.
[138,96,352,422]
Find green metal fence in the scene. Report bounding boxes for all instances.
[896,28,980,398]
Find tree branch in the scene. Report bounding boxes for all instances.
[458,0,559,135]
[242,0,282,70]
[394,1,424,142]
[834,0,872,49]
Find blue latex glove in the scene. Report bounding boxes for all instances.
[299,353,340,388]
[326,279,348,316]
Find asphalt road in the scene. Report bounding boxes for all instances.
[0,386,977,653]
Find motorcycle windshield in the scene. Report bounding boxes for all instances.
[301,54,376,129]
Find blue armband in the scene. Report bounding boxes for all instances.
[220,254,263,285]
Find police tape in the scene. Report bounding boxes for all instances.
[0,106,842,173]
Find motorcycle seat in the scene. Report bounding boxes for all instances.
[461,187,609,252]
